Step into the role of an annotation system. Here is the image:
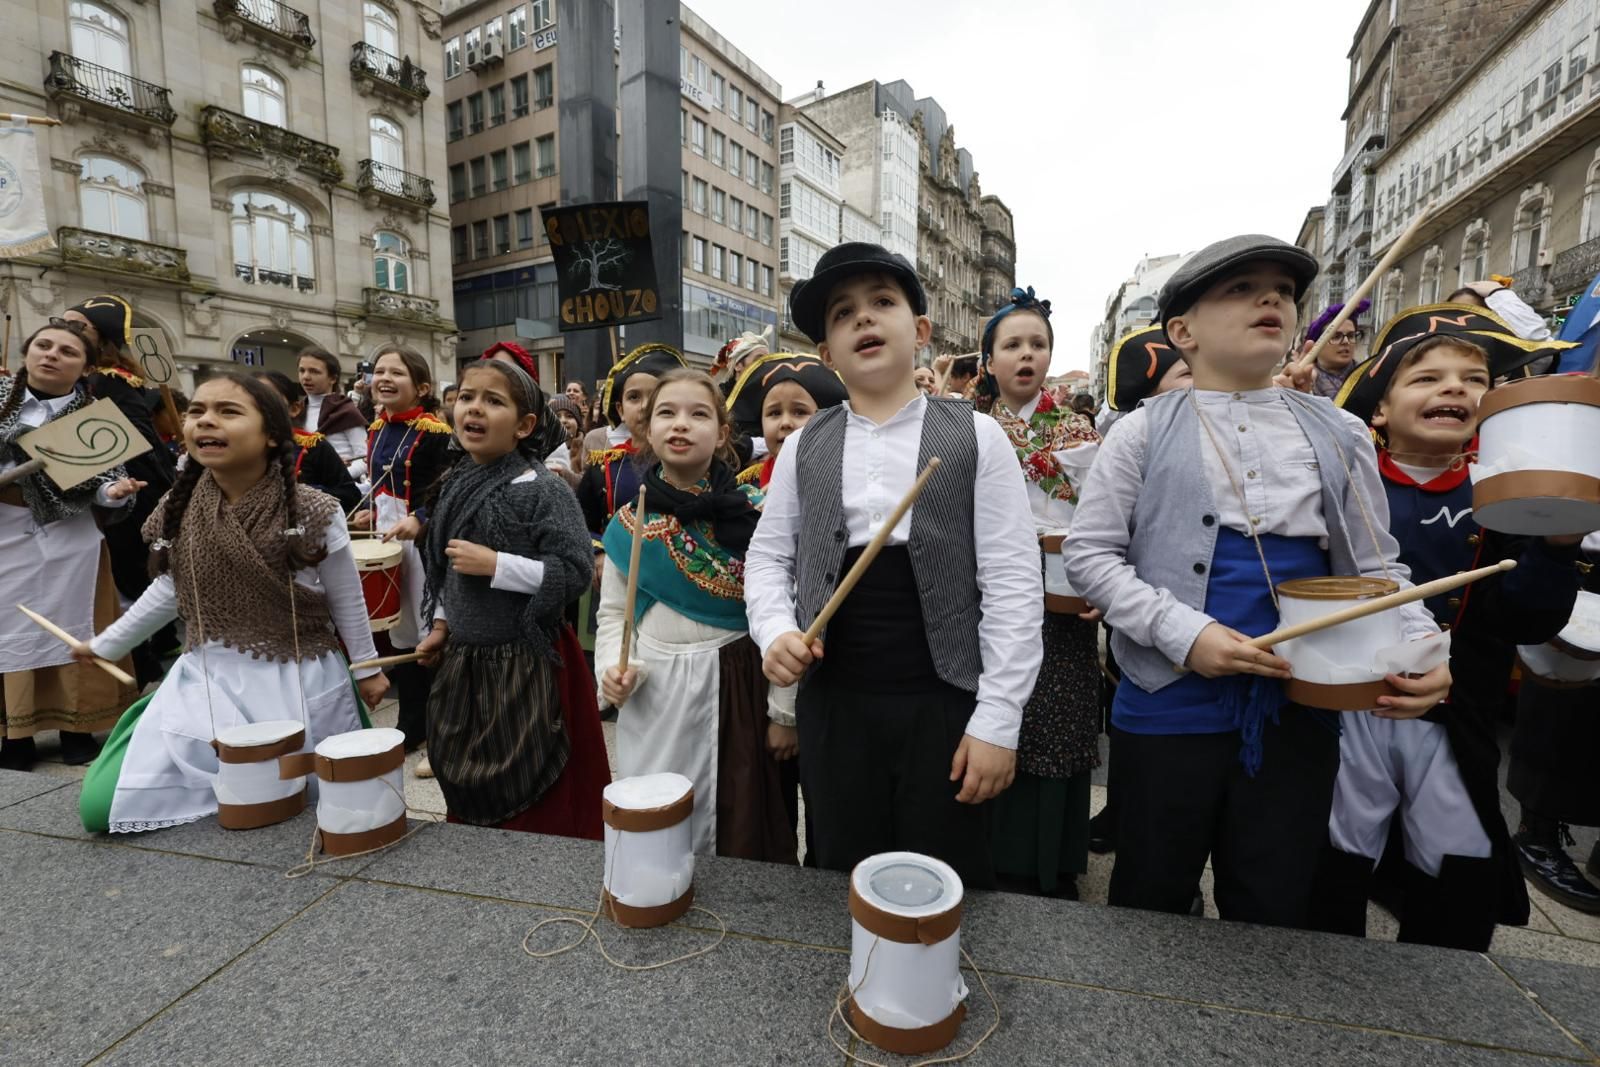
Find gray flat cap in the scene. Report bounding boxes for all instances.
[1158,235,1319,327]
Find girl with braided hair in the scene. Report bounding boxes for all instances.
[0,322,145,770]
[74,373,389,834]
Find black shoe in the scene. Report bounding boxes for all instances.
[1588,840,1599,881]
[59,731,101,766]
[1088,805,1116,854]
[0,736,38,772]
[1516,830,1600,915]
[1190,890,1205,917]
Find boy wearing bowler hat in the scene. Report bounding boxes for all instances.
[744,243,1041,887]
[1063,235,1447,929]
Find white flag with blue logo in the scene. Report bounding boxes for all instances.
[0,121,54,259]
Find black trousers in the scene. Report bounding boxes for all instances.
[796,671,994,889]
[1108,708,1339,928]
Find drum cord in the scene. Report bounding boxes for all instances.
[521,828,728,971]
[827,935,1001,1066]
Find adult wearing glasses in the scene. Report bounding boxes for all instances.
[1298,298,1370,399]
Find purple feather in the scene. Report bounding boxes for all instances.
[1306,298,1370,342]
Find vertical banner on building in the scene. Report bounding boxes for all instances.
[542,200,663,331]
[0,121,54,259]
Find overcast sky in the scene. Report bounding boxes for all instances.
[687,0,1369,372]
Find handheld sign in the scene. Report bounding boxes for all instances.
[128,328,175,385]
[542,200,663,332]
[11,397,151,490]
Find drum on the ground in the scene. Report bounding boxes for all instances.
[212,720,307,830]
[601,773,695,928]
[279,726,407,856]
[1472,375,1600,536]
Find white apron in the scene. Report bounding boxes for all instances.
[0,503,101,673]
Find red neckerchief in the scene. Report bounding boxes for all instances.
[758,453,777,488]
[378,404,426,425]
[1377,438,1475,493]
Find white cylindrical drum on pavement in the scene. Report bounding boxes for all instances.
[280,727,407,856]
[847,852,968,1056]
[212,720,307,830]
[1040,533,1089,615]
[1275,577,1404,711]
[602,773,696,928]
[1472,375,1600,536]
[1519,589,1600,686]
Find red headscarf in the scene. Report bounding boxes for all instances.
[481,341,538,381]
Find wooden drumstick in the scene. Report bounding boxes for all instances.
[618,484,648,674]
[1248,559,1515,650]
[16,604,136,686]
[1298,202,1435,372]
[802,457,942,646]
[348,651,424,671]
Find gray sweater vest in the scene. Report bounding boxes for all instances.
[793,398,982,692]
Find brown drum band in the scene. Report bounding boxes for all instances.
[849,883,962,946]
[318,813,408,857]
[1476,373,1600,417]
[1548,632,1600,662]
[602,884,694,929]
[1285,677,1401,712]
[1038,534,1066,554]
[279,743,406,783]
[213,729,306,765]
[1473,470,1600,517]
[603,788,695,833]
[848,997,967,1056]
[216,789,306,831]
[1515,654,1600,691]
[1045,593,1091,615]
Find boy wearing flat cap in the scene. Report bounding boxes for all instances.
[1064,235,1447,928]
[744,242,1041,886]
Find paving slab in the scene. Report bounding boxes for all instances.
[0,769,70,810]
[0,834,331,1067]
[1495,955,1600,1058]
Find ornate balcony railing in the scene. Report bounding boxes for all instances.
[235,262,313,291]
[58,227,189,283]
[213,0,315,50]
[363,288,445,324]
[349,43,429,100]
[200,106,342,184]
[1512,263,1554,309]
[356,159,436,207]
[45,52,176,126]
[981,252,1012,273]
[1551,236,1600,296]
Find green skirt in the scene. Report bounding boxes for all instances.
[990,769,1091,893]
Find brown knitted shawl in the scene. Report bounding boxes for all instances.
[143,471,342,662]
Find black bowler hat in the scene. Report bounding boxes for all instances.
[788,242,927,344]
[1106,325,1184,412]
[1157,235,1319,329]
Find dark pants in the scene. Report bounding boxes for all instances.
[797,671,994,889]
[1108,709,1339,928]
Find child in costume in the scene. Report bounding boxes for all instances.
[746,243,1042,888]
[254,370,362,512]
[355,344,453,757]
[973,286,1102,899]
[296,346,369,477]
[1064,235,1448,929]
[1312,308,1585,948]
[0,321,143,771]
[412,359,609,838]
[77,372,387,833]
[598,368,795,863]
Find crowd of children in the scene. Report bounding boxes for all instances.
[5,227,1599,950]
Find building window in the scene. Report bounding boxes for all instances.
[711,131,724,167]
[514,141,531,183]
[761,213,773,245]
[373,230,410,292]
[448,163,466,203]
[508,5,527,49]
[729,252,742,286]
[470,156,487,196]
[491,149,508,190]
[531,0,551,29]
[711,244,724,280]
[516,207,534,248]
[485,15,503,53]
[729,86,742,120]
[369,114,405,172]
[230,189,314,291]
[464,26,481,68]
[1459,219,1490,284]
[730,196,742,231]
[447,101,464,141]
[537,201,554,245]
[746,258,757,291]
[779,181,790,219]
[534,65,553,107]
[452,225,467,263]
[692,117,707,156]
[70,2,130,73]
[779,126,794,163]
[444,36,461,78]
[712,187,725,224]
[762,265,773,297]
[747,204,759,238]
[761,109,774,144]
[472,219,489,258]
[1514,188,1550,270]
[711,73,724,110]
[494,214,511,254]
[729,141,742,176]
[511,74,529,117]
[365,2,399,56]
[468,92,485,133]
[779,236,788,271]
[1417,248,1442,306]
[747,154,760,187]
[1583,149,1600,242]
[692,178,707,215]
[241,65,286,126]
[680,108,688,147]
[535,133,555,177]
[489,84,506,126]
[78,155,146,240]
[692,236,706,272]
[745,97,758,131]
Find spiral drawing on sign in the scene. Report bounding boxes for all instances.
[35,417,130,468]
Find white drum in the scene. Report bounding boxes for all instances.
[601,773,696,929]
[212,720,307,831]
[1472,375,1600,536]
[280,727,407,857]
[847,852,968,1057]
[1275,577,1404,711]
[1040,533,1089,615]
[1519,589,1600,686]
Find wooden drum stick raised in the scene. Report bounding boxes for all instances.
[802,457,942,645]
[1299,202,1436,372]
[16,604,136,686]
[348,651,424,672]
[618,484,648,674]
[1248,559,1515,650]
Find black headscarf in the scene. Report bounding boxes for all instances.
[641,458,760,559]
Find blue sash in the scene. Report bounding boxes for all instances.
[1113,528,1328,772]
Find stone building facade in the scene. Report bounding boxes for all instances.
[1088,252,1189,402]
[0,0,455,390]
[979,196,1016,314]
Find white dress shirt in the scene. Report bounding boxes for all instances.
[1,390,134,509]
[744,392,1043,749]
